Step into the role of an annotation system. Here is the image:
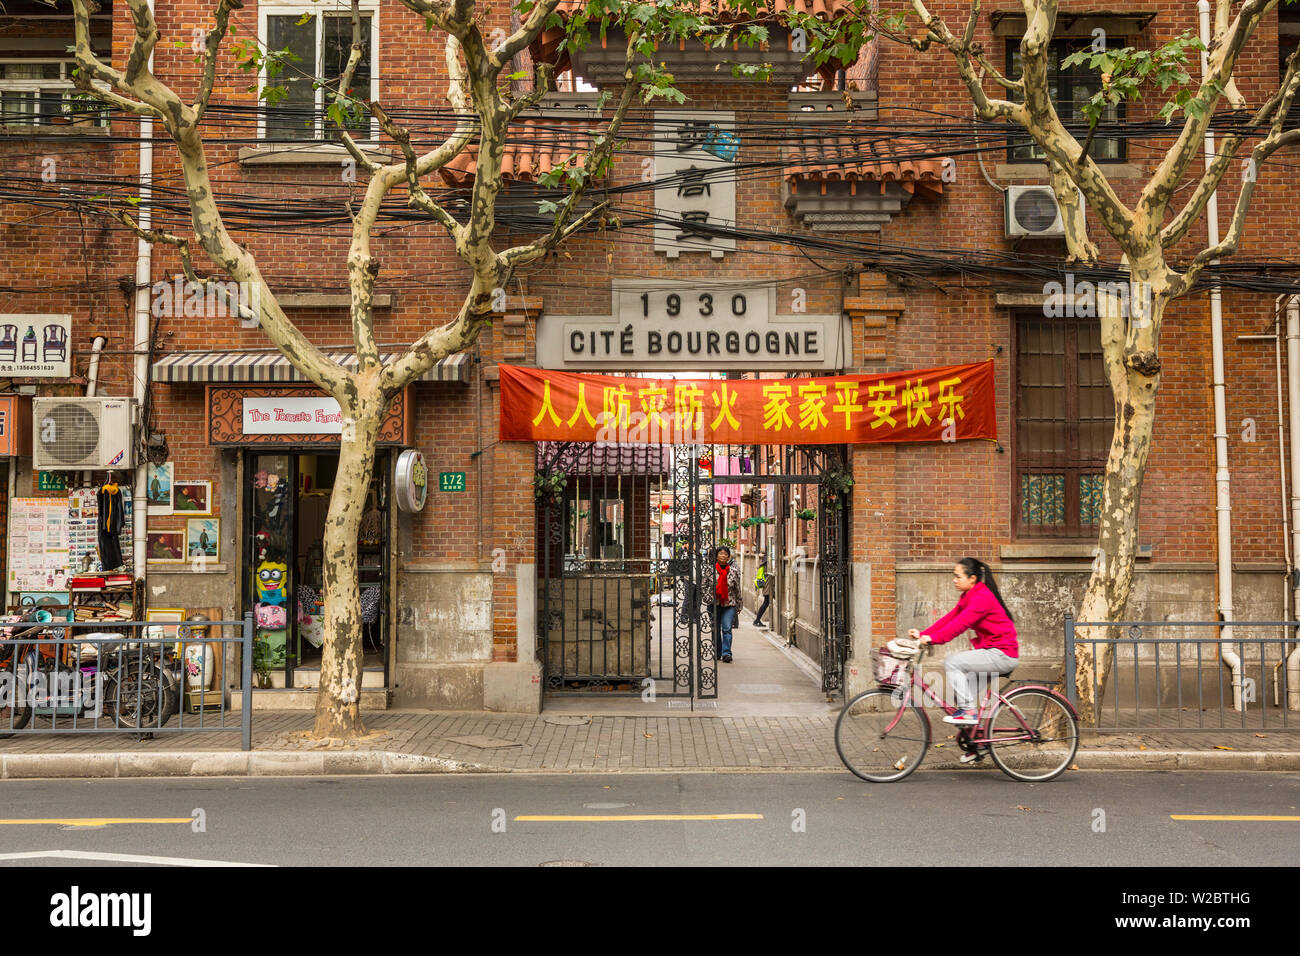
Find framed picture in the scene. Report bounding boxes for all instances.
[172,480,212,515]
[185,518,220,563]
[146,529,187,563]
[144,607,186,643]
[147,462,173,515]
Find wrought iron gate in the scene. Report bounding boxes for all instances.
[535,441,849,700]
[536,441,715,698]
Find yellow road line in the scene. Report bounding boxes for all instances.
[0,818,193,827]
[514,813,763,823]
[1170,814,1300,822]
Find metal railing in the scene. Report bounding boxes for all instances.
[1064,613,1299,732]
[0,613,254,750]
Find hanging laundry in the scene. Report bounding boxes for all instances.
[712,456,744,506]
[96,479,125,571]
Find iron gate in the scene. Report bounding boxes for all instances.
[535,441,850,699]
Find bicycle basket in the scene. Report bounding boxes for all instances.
[873,649,912,688]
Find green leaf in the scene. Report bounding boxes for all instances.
[537,199,560,215]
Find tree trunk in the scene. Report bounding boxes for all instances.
[312,385,384,739]
[1067,259,1167,727]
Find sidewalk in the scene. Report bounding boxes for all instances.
[2,616,1298,778]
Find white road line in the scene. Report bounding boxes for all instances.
[0,849,272,867]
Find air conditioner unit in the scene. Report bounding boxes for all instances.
[1005,184,1083,238]
[32,397,135,471]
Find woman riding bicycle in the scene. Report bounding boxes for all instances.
[909,557,1018,726]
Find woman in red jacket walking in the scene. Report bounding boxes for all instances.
[909,557,1019,726]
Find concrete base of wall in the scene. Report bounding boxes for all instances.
[231,688,387,711]
[483,661,543,714]
[392,662,484,710]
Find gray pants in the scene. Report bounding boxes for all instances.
[944,648,1018,710]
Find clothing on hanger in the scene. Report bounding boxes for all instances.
[97,479,125,571]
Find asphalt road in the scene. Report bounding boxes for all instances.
[0,770,1296,867]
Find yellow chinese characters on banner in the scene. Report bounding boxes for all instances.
[500,363,997,446]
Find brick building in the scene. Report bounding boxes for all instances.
[1,0,1297,713]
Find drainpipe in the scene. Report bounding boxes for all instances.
[83,335,107,488]
[1199,0,1241,709]
[1286,295,1300,710]
[129,0,156,590]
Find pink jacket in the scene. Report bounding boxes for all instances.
[923,582,1019,658]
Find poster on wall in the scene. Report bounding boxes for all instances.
[6,498,70,592]
[67,487,134,575]
[0,314,72,378]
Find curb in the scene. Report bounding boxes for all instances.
[0,749,1297,779]
[0,751,495,780]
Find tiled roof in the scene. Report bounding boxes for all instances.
[784,135,947,198]
[438,119,600,187]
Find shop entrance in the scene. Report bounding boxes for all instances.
[244,450,391,689]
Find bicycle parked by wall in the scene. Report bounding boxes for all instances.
[0,611,181,737]
[835,642,1080,782]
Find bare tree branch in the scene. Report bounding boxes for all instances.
[1162,42,1300,248]
[492,0,564,68]
[194,0,242,121]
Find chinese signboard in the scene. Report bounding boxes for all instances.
[536,280,847,371]
[499,362,997,446]
[0,314,72,378]
[439,472,465,492]
[654,111,737,259]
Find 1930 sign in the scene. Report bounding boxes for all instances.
[538,280,848,372]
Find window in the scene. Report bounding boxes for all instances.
[0,61,108,127]
[1006,39,1126,161]
[1014,313,1114,537]
[260,6,376,141]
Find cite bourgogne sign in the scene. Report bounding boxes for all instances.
[536,282,846,372]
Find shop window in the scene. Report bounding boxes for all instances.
[260,4,376,141]
[1006,38,1127,161]
[1014,313,1114,537]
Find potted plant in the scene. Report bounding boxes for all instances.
[820,466,854,512]
[532,470,568,506]
[795,507,817,521]
[252,638,275,689]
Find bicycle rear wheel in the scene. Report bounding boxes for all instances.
[986,688,1078,782]
[105,661,164,729]
[835,688,930,782]
[0,653,33,738]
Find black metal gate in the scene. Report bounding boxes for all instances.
[535,441,849,700]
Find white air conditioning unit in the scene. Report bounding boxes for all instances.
[32,397,135,471]
[1005,184,1083,238]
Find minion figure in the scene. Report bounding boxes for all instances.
[256,561,289,607]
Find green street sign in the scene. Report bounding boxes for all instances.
[439,471,466,492]
[37,471,68,491]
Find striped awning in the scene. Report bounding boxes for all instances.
[151,350,471,384]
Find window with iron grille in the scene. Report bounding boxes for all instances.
[1014,313,1114,537]
[1006,39,1127,161]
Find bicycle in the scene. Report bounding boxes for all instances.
[835,642,1080,782]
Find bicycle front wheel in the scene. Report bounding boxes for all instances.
[835,688,930,783]
[986,688,1079,782]
[0,654,33,738]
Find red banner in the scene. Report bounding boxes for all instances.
[499,362,998,446]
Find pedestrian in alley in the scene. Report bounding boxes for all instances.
[753,556,772,629]
[709,545,741,663]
